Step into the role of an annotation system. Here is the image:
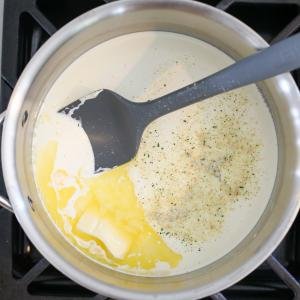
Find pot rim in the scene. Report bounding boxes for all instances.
[2,0,300,299]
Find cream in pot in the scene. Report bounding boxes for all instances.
[32,31,277,276]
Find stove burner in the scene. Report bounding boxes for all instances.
[1,0,299,299]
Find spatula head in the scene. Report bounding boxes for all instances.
[59,89,143,172]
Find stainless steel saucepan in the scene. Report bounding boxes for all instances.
[1,1,300,299]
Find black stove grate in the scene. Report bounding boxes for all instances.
[1,0,300,299]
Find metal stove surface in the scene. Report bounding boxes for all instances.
[0,0,300,299]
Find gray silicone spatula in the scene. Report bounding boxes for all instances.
[60,33,300,172]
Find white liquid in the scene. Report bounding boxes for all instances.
[33,32,277,275]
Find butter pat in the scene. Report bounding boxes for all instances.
[76,210,131,259]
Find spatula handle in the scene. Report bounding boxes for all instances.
[143,33,300,122]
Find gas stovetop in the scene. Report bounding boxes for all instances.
[0,0,300,299]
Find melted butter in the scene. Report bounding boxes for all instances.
[35,141,181,271]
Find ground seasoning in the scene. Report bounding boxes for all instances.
[131,89,261,246]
